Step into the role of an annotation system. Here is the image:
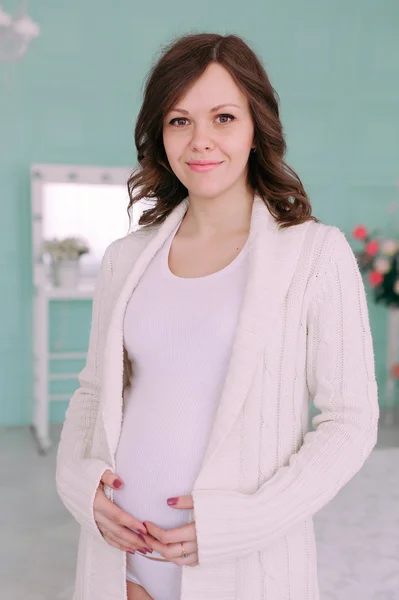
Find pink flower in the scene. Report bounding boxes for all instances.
[374,258,391,274]
[381,239,398,256]
[365,240,380,256]
[353,225,368,240]
[368,271,383,287]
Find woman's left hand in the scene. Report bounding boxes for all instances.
[142,495,199,567]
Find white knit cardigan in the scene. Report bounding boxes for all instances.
[56,194,379,600]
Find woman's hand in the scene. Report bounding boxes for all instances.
[142,495,199,567]
[93,470,153,554]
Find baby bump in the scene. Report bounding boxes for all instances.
[113,411,196,536]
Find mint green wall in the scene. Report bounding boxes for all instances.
[0,0,398,425]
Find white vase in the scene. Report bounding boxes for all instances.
[51,259,80,288]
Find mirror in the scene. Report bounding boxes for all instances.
[42,181,131,279]
[31,165,153,287]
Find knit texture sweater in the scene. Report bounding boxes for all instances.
[55,194,379,600]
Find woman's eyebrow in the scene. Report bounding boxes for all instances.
[170,103,241,115]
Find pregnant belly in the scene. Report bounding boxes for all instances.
[113,411,198,535]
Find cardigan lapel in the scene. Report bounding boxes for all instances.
[196,197,311,478]
[101,193,311,480]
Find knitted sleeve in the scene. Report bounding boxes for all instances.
[55,239,121,540]
[192,228,379,566]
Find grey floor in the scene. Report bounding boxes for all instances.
[1,419,398,600]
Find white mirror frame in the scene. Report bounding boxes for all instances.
[30,163,139,454]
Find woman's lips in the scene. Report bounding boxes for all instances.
[187,162,223,172]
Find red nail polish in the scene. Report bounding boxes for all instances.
[113,479,123,489]
[167,497,178,505]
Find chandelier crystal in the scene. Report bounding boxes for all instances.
[0,2,40,63]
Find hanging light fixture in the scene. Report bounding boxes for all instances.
[0,1,40,63]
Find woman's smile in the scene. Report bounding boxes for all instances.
[186,161,223,172]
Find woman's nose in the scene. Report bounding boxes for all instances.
[189,125,214,152]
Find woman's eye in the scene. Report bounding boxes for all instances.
[170,117,189,127]
[216,114,235,124]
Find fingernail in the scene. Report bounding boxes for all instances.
[127,549,135,554]
[138,528,147,535]
[113,479,123,489]
[167,497,178,505]
[138,535,152,553]
[138,547,148,554]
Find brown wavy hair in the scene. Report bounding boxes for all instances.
[127,32,319,231]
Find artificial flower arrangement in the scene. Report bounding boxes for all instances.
[352,224,399,379]
[43,236,90,262]
[42,237,90,288]
[352,225,399,307]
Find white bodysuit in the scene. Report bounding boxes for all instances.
[113,222,249,599]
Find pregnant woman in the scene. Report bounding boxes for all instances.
[56,32,379,600]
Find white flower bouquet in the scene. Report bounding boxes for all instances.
[42,237,90,287]
[43,236,90,262]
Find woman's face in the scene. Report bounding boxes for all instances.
[162,63,255,201]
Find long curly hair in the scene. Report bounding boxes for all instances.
[127,32,319,230]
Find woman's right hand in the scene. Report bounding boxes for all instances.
[93,469,152,554]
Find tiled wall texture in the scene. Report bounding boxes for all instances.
[0,0,398,425]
